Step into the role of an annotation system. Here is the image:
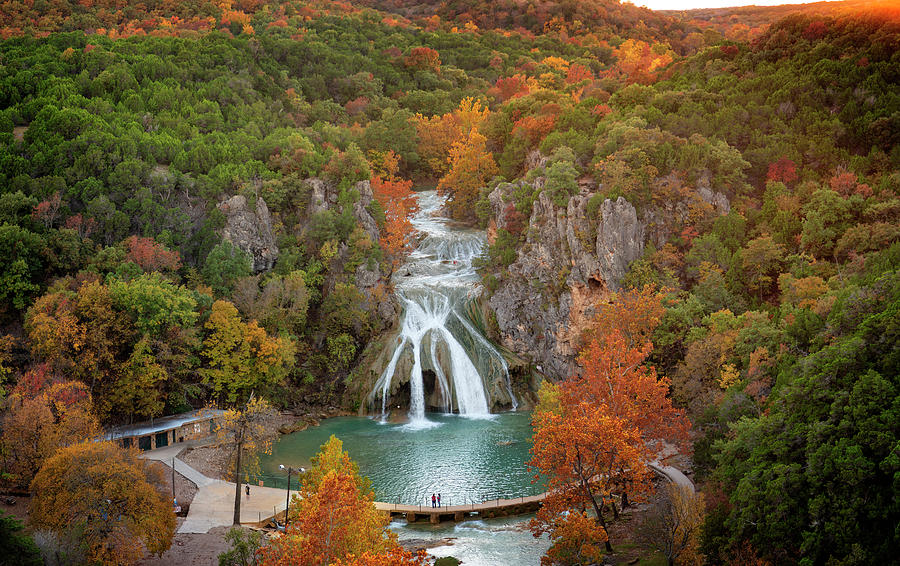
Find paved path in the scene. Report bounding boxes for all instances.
[649,461,695,491]
[141,444,217,488]
[140,445,289,534]
[178,481,287,534]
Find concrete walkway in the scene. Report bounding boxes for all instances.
[140,445,289,534]
[649,461,695,491]
[141,444,217,488]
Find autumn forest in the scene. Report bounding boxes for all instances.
[0,0,898,564]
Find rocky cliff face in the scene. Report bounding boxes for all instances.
[218,194,278,273]
[304,177,399,326]
[221,178,397,321]
[486,174,730,379]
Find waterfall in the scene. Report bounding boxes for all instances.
[371,191,513,423]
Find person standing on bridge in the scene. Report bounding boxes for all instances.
[437,493,441,507]
[431,493,436,508]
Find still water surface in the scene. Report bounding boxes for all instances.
[260,412,549,564]
[259,412,542,506]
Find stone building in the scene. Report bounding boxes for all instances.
[104,409,226,451]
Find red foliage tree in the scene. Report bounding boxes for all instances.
[32,192,62,228]
[766,157,798,185]
[803,20,827,41]
[565,63,593,85]
[64,213,97,239]
[345,96,370,116]
[123,236,182,272]
[490,75,530,101]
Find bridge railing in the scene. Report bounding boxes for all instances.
[377,481,547,510]
[250,473,549,510]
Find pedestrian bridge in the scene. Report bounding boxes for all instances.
[370,461,693,525]
[374,493,547,524]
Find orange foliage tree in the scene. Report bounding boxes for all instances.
[611,39,674,84]
[29,441,175,565]
[542,510,609,566]
[405,47,441,73]
[369,151,417,263]
[529,297,690,558]
[331,547,427,566]
[258,435,400,566]
[565,63,594,85]
[0,365,100,488]
[582,285,667,350]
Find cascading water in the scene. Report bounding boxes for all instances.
[371,191,516,424]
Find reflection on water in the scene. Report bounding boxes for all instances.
[259,412,542,506]
[393,516,550,566]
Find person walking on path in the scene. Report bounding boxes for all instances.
[245,484,250,499]
[431,493,436,508]
[437,493,441,507]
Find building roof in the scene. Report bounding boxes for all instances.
[103,409,226,441]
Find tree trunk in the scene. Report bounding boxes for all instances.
[233,438,243,525]
[576,452,613,553]
[621,491,629,508]
[587,492,613,553]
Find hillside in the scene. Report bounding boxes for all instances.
[0,0,898,564]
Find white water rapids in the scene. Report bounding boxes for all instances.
[371,191,516,425]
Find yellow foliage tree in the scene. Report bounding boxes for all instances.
[29,441,175,565]
[643,484,706,566]
[215,395,278,525]
[412,97,489,178]
[717,363,741,390]
[412,112,461,176]
[436,130,498,222]
[201,300,295,404]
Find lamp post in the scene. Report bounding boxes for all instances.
[279,465,305,527]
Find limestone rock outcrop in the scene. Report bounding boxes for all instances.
[485,173,730,379]
[218,194,278,273]
[302,177,398,327]
[596,197,645,292]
